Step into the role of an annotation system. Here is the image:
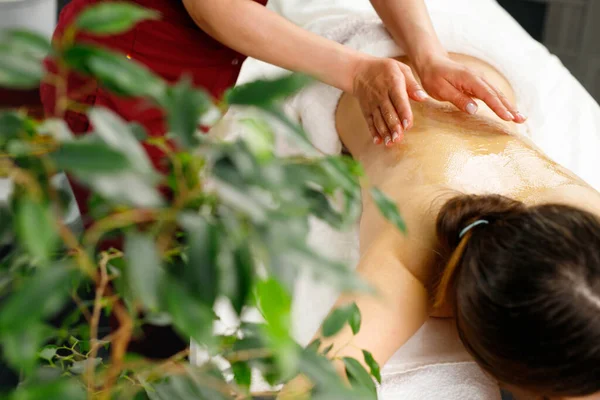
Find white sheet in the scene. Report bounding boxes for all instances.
[201,0,600,397]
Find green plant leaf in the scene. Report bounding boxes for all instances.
[144,312,172,326]
[37,119,75,142]
[84,172,164,208]
[63,45,166,99]
[75,2,160,35]
[322,344,334,357]
[239,118,275,162]
[70,358,102,375]
[298,350,354,397]
[321,302,360,338]
[163,78,211,149]
[348,303,361,335]
[306,338,322,354]
[230,336,281,386]
[211,178,269,224]
[2,324,48,374]
[178,214,220,307]
[263,106,317,156]
[164,278,214,347]
[0,205,14,245]
[149,370,229,400]
[0,29,52,59]
[39,346,57,362]
[125,232,164,311]
[0,111,25,142]
[6,140,39,157]
[322,157,361,194]
[10,378,86,400]
[226,74,312,107]
[362,350,381,384]
[343,189,363,222]
[146,375,199,400]
[88,107,155,174]
[304,188,345,229]
[228,243,253,315]
[342,357,377,397]
[0,47,43,89]
[78,109,163,206]
[51,141,130,173]
[256,279,291,332]
[255,279,298,378]
[267,231,370,294]
[370,187,407,234]
[0,30,49,89]
[15,196,57,261]
[232,335,264,353]
[128,121,148,141]
[0,264,77,334]
[231,362,252,392]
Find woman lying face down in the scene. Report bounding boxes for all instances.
[285,53,600,400]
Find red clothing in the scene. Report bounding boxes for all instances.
[40,1,270,356]
[40,0,267,225]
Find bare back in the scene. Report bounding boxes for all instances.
[335,53,594,286]
[311,54,600,372]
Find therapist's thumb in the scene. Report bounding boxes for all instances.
[400,64,428,102]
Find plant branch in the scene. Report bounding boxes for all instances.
[101,300,133,399]
[86,253,111,392]
[83,209,167,246]
[225,348,273,364]
[1,159,42,199]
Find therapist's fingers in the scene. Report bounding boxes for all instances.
[438,80,479,115]
[367,116,383,145]
[481,77,527,123]
[373,108,393,146]
[390,88,413,133]
[399,63,429,103]
[352,57,418,146]
[380,101,403,143]
[457,72,515,121]
[389,62,416,131]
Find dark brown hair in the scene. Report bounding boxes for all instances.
[434,194,600,398]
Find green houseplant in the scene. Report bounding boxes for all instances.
[0,3,405,399]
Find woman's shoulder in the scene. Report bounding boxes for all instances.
[531,183,600,219]
[361,226,453,318]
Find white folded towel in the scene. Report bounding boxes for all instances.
[380,362,501,400]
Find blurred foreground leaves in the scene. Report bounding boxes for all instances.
[0,2,406,399]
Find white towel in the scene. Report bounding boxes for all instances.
[380,362,501,400]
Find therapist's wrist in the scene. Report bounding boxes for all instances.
[412,46,448,75]
[345,53,377,95]
[311,48,369,94]
[330,50,374,94]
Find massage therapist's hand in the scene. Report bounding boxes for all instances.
[416,54,527,123]
[352,56,428,146]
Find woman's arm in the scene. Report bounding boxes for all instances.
[182,0,428,146]
[369,0,526,123]
[280,236,429,397]
[320,238,429,367]
[369,0,444,71]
